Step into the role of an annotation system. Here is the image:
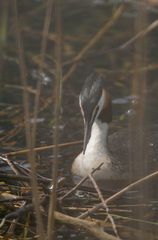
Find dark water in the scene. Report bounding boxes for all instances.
[0,0,158,239]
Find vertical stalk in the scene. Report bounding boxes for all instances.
[13,1,44,239]
[0,0,8,53]
[0,0,8,82]
[31,0,54,148]
[47,0,62,239]
[130,2,148,180]
[129,2,148,237]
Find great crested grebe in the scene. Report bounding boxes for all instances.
[71,72,158,189]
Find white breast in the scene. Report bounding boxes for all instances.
[72,120,115,180]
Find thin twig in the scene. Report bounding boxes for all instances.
[60,162,104,201]
[0,203,33,228]
[0,172,51,184]
[79,170,158,219]
[13,1,45,238]
[64,19,158,67]
[63,4,126,82]
[120,19,158,50]
[88,174,120,239]
[0,195,30,203]
[54,211,120,240]
[31,0,54,148]
[6,140,82,156]
[47,1,62,239]
[0,156,19,175]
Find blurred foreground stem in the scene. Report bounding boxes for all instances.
[47,0,63,240]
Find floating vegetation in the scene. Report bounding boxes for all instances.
[0,155,158,239]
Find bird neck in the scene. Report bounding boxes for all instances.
[85,119,109,155]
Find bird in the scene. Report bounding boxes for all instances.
[71,72,158,190]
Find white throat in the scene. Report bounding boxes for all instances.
[85,119,109,155]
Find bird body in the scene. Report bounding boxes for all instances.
[71,73,158,189]
[72,120,114,180]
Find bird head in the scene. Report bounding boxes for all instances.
[79,73,112,154]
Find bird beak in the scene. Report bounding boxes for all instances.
[83,119,93,154]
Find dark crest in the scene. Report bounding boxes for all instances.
[80,72,103,120]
